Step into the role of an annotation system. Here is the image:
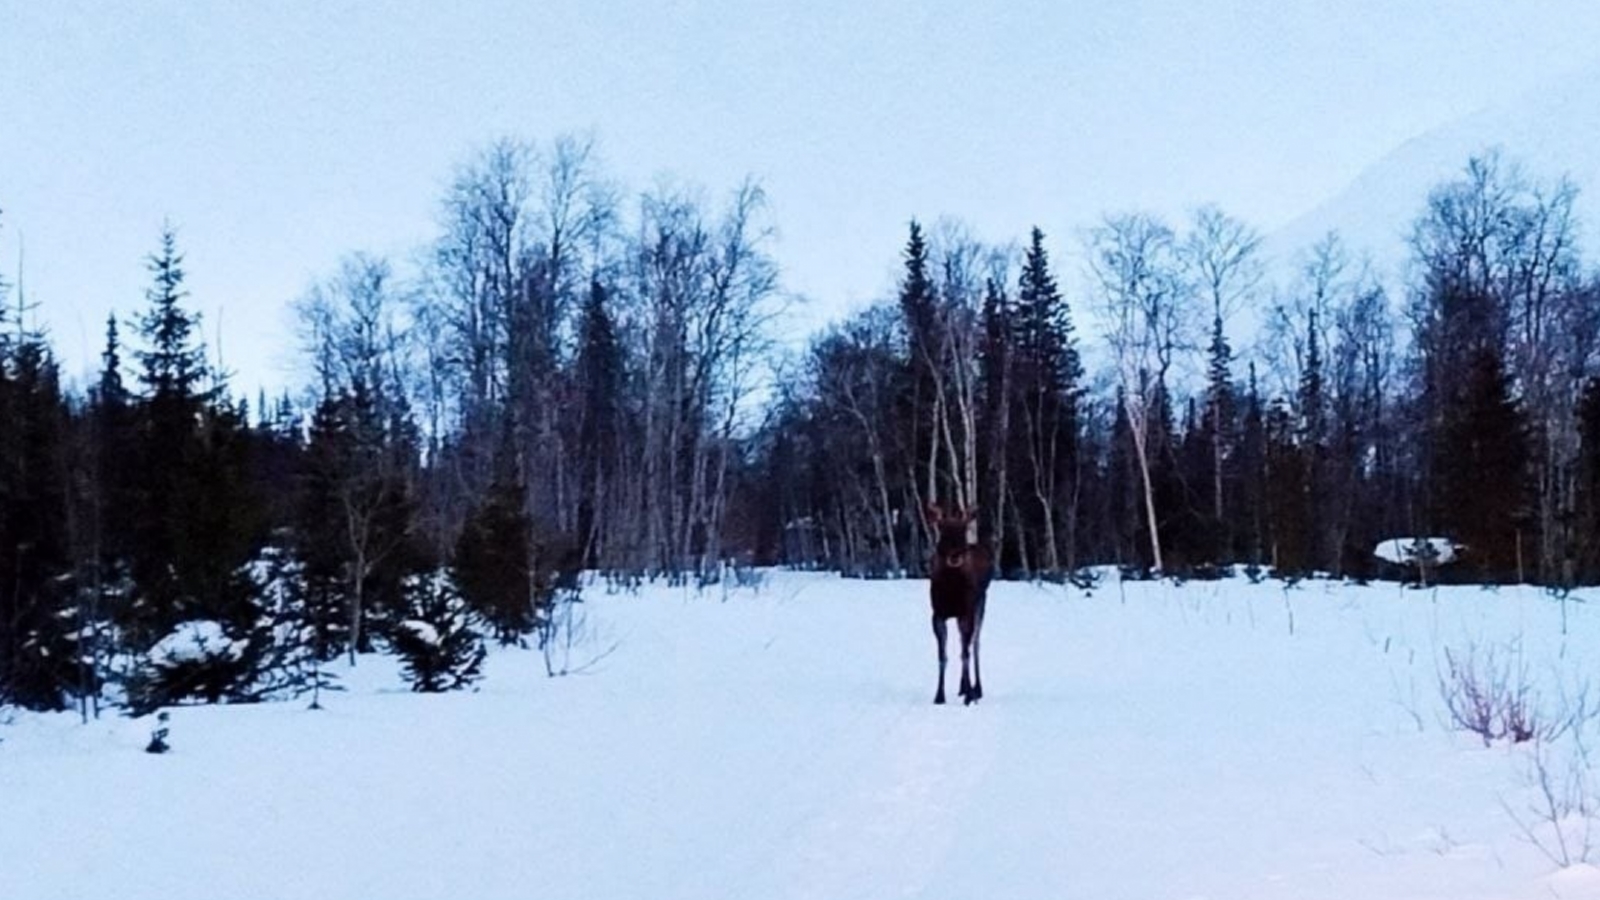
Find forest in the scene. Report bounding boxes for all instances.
[2,139,1597,714]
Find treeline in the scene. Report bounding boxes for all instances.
[0,136,781,714]
[4,142,1600,715]
[759,152,1600,588]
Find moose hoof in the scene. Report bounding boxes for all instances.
[934,694,946,705]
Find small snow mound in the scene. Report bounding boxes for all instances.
[398,619,441,646]
[1373,536,1458,565]
[1544,862,1600,899]
[148,620,246,667]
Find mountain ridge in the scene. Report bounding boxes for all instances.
[1267,58,1600,285]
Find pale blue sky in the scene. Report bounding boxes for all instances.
[4,0,1600,395]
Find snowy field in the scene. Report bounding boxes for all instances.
[8,571,1600,899]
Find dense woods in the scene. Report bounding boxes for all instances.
[4,142,1600,714]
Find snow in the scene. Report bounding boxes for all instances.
[7,571,1600,898]
[1374,536,1460,566]
[396,619,440,647]
[146,620,246,666]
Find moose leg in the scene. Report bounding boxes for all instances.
[968,622,983,703]
[932,615,949,704]
[969,600,985,702]
[957,613,974,704]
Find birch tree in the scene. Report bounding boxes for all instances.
[1088,213,1189,572]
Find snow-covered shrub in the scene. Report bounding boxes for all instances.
[1376,536,1459,586]
[1181,562,1228,582]
[389,572,486,693]
[1033,568,1071,585]
[1118,564,1155,582]
[125,620,253,715]
[1068,567,1103,592]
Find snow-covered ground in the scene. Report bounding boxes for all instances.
[7,571,1600,899]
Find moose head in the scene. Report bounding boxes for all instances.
[925,503,978,569]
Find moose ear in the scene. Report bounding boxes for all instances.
[924,503,943,524]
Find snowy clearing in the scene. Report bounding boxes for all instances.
[7,571,1600,899]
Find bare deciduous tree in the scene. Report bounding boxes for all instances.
[1088,213,1189,572]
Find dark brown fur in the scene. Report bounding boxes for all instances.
[926,504,991,705]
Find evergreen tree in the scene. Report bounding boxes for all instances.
[391,572,486,693]
[978,276,1013,568]
[1297,307,1328,571]
[897,220,939,539]
[1107,387,1145,569]
[1238,364,1268,570]
[1435,346,1528,581]
[136,226,210,402]
[299,384,423,661]
[250,545,342,708]
[298,395,357,658]
[123,227,265,686]
[91,314,135,576]
[454,474,535,644]
[574,277,623,566]
[1202,309,1236,562]
[1172,397,1218,572]
[1265,398,1310,576]
[1009,227,1083,572]
[124,228,207,644]
[1574,376,1600,583]
[0,336,79,710]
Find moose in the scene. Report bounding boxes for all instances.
[925,503,992,705]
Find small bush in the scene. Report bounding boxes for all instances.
[1119,564,1154,582]
[1068,567,1103,592]
[1438,643,1545,746]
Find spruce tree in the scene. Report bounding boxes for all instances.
[1009,227,1083,572]
[1238,364,1268,571]
[454,474,535,644]
[125,228,207,644]
[123,227,265,706]
[1297,308,1327,571]
[136,226,210,402]
[391,572,486,693]
[0,335,78,710]
[897,220,939,550]
[1265,398,1310,577]
[92,314,134,577]
[1435,346,1528,581]
[1575,376,1600,583]
[978,277,1013,566]
[298,395,358,658]
[1203,310,1236,561]
[574,278,622,565]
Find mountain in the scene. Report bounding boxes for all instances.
[1269,62,1600,285]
